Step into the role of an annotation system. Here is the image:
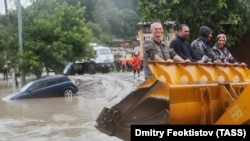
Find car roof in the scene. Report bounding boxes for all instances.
[33,75,67,82]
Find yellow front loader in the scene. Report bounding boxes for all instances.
[95,62,250,140]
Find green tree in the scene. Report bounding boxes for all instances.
[55,0,141,41]
[0,14,19,70]
[86,21,112,45]
[92,0,141,40]
[20,1,94,77]
[57,0,113,45]
[138,0,250,47]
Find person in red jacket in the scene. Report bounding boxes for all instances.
[132,52,142,77]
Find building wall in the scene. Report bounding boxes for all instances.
[229,31,250,67]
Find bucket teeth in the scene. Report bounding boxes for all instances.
[95,107,119,135]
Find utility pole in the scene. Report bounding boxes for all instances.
[17,0,26,86]
[3,0,9,61]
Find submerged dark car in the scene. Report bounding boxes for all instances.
[3,75,78,100]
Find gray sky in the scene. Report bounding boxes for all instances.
[0,0,31,15]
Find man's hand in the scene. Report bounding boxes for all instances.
[166,59,174,62]
[184,59,191,63]
[213,60,222,64]
[240,62,246,65]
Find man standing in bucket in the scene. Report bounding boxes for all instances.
[143,21,190,80]
[191,25,221,64]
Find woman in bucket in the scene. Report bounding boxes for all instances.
[212,34,245,65]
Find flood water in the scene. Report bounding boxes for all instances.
[0,73,143,141]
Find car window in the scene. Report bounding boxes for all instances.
[97,49,112,55]
[47,77,64,86]
[20,81,33,92]
[29,81,46,90]
[47,79,59,85]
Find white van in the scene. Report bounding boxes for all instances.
[92,45,114,72]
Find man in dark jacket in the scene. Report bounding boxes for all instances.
[170,24,204,63]
[191,26,221,63]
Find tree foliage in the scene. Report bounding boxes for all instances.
[138,0,250,47]
[0,14,19,70]
[60,0,141,40]
[23,1,94,77]
[86,21,112,45]
[91,0,141,40]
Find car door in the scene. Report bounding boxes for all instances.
[45,78,64,97]
[25,80,47,98]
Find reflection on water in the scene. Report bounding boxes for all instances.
[0,82,120,141]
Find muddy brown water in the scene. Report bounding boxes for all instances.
[0,73,143,141]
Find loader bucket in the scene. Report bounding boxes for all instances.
[95,62,250,140]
